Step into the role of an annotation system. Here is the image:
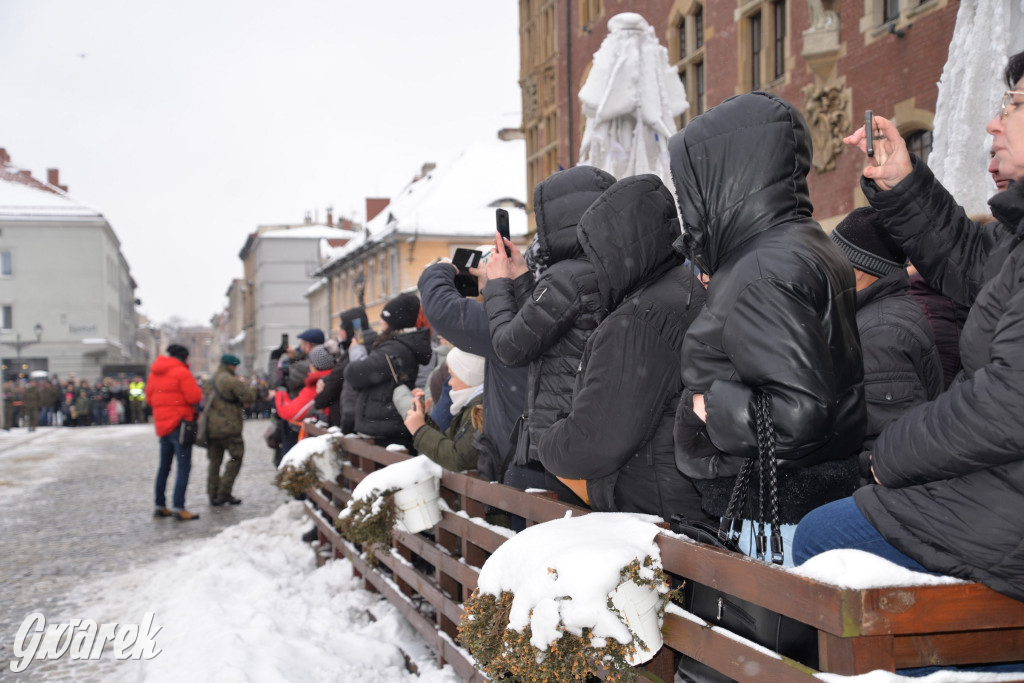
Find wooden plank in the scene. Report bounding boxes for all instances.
[818,632,894,675]
[437,510,512,557]
[663,611,820,682]
[441,471,586,524]
[376,551,466,628]
[856,583,1024,634]
[306,487,340,520]
[393,528,480,593]
[892,628,1024,668]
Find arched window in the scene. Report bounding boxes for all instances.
[904,129,933,166]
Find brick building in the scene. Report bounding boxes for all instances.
[519,0,957,228]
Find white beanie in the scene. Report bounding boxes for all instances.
[446,348,485,387]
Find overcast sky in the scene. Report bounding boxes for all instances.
[0,1,523,325]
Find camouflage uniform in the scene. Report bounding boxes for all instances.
[205,363,257,502]
[21,382,41,431]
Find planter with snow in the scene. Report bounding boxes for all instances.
[274,432,343,496]
[458,512,671,681]
[337,455,444,560]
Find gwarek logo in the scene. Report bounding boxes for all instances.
[10,612,162,673]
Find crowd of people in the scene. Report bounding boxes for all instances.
[135,50,1023,672]
[2,375,150,430]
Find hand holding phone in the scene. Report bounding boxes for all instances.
[453,247,483,297]
[496,208,511,257]
[352,317,363,344]
[865,110,874,158]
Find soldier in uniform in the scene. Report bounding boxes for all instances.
[21,379,41,431]
[205,354,257,506]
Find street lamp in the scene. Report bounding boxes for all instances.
[0,322,44,378]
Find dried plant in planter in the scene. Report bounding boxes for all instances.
[457,513,672,683]
[274,458,321,497]
[336,488,400,563]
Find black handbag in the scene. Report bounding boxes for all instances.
[671,393,818,682]
[178,417,198,446]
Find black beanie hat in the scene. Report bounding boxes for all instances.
[830,207,908,278]
[167,344,189,362]
[381,292,420,330]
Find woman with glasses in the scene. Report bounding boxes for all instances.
[793,51,1024,630]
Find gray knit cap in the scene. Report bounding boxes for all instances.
[830,207,908,278]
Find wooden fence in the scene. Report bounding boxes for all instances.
[300,430,1024,682]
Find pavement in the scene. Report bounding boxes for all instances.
[0,418,293,676]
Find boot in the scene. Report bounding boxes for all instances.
[301,526,319,543]
[221,494,242,505]
[210,495,225,506]
[174,510,200,521]
[153,507,172,518]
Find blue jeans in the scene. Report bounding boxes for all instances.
[155,427,192,510]
[792,496,931,571]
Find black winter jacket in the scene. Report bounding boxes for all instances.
[313,352,349,430]
[854,161,1024,601]
[537,175,711,523]
[669,92,865,522]
[483,166,613,466]
[856,268,943,457]
[343,328,432,445]
[418,263,527,482]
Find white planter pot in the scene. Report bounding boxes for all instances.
[608,580,663,665]
[392,477,442,534]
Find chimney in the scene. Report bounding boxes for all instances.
[47,169,68,192]
[0,148,9,166]
[366,197,390,223]
[326,207,333,227]
[420,162,436,177]
[304,211,312,224]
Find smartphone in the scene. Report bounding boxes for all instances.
[281,333,289,348]
[865,110,874,158]
[453,247,483,297]
[496,208,511,256]
[352,317,363,344]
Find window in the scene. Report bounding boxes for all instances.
[882,0,900,24]
[773,0,786,80]
[750,12,762,91]
[741,0,788,91]
[0,251,10,276]
[673,3,706,126]
[904,129,933,166]
[580,0,602,30]
[1,306,11,330]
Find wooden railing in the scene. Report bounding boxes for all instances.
[301,431,1024,682]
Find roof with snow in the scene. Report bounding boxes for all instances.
[256,224,357,240]
[318,136,527,271]
[0,165,104,220]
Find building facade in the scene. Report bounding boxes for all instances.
[0,148,144,381]
[519,0,958,227]
[237,223,356,378]
[314,135,529,332]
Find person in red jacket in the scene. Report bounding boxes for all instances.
[274,344,334,455]
[145,344,203,521]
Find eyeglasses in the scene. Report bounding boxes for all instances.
[1000,90,1024,120]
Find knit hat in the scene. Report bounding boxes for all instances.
[381,292,421,330]
[297,328,326,345]
[167,344,189,362]
[308,345,334,371]
[446,348,485,387]
[220,353,241,366]
[830,208,908,278]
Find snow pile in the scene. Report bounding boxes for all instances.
[475,511,664,651]
[46,503,459,682]
[792,549,964,589]
[278,431,343,482]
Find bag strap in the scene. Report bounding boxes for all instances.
[719,392,783,564]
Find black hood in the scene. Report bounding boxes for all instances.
[669,91,814,276]
[577,174,682,310]
[534,166,617,265]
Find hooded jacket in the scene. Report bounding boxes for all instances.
[344,327,432,444]
[537,175,710,522]
[853,161,1024,601]
[854,268,943,458]
[145,355,203,438]
[418,263,528,482]
[669,92,865,521]
[483,166,614,466]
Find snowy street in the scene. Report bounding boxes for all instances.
[0,420,460,682]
